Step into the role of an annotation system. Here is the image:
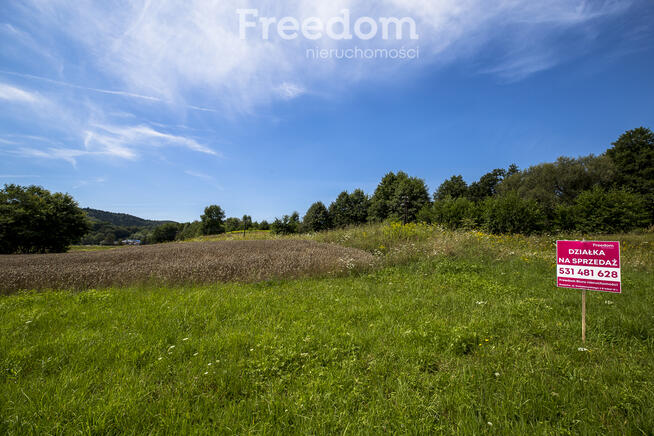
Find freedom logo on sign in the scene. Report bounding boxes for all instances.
[556,240,621,293]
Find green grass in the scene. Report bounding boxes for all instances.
[68,245,120,252]
[190,229,273,242]
[2,226,653,434]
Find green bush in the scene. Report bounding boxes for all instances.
[482,192,546,235]
[431,197,480,230]
[176,221,202,241]
[224,217,241,233]
[151,223,180,243]
[271,212,300,235]
[571,187,649,233]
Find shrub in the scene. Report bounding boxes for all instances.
[224,217,241,233]
[553,204,576,232]
[151,223,180,243]
[431,197,480,230]
[482,192,546,235]
[271,212,300,235]
[176,221,202,240]
[571,187,649,233]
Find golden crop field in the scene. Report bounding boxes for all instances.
[0,240,374,293]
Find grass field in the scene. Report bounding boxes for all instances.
[1,224,653,434]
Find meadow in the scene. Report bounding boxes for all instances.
[1,224,653,434]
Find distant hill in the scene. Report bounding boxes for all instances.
[83,208,176,228]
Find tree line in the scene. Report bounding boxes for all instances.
[1,127,651,253]
[291,127,654,235]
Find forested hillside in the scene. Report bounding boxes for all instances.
[83,208,174,228]
[80,209,177,246]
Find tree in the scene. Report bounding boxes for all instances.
[498,154,616,212]
[224,217,241,233]
[200,205,225,235]
[102,233,116,246]
[329,192,352,228]
[607,127,654,193]
[0,184,90,254]
[388,174,430,223]
[435,175,468,201]
[606,127,654,220]
[369,172,429,223]
[151,223,180,243]
[349,189,370,225]
[303,202,331,232]
[259,220,270,231]
[369,172,398,222]
[467,169,506,201]
[270,212,300,235]
[242,214,252,236]
[329,189,370,228]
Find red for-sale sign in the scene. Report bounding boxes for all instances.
[556,240,621,293]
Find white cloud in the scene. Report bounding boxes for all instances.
[0,70,218,112]
[0,82,41,104]
[5,0,638,116]
[16,147,89,167]
[0,77,218,166]
[7,122,217,166]
[275,82,306,100]
[87,124,219,157]
[7,0,635,111]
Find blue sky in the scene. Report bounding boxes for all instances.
[1,1,653,222]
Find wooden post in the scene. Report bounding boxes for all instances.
[581,289,586,344]
[580,238,586,344]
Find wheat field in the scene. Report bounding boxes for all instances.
[0,240,374,293]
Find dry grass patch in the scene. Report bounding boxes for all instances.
[0,240,374,293]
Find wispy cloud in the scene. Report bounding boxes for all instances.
[73,177,106,188]
[7,122,218,166]
[18,0,631,107]
[15,147,89,167]
[275,82,306,100]
[2,0,638,112]
[0,70,218,113]
[184,170,215,182]
[184,170,225,190]
[88,124,219,157]
[0,82,42,104]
